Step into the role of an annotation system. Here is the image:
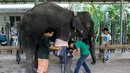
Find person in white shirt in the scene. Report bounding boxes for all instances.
[101,28,111,63]
[0,31,2,36]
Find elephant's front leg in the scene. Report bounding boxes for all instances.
[88,28,96,65]
[89,35,96,65]
[24,48,35,73]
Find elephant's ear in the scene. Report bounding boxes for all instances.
[72,17,83,33]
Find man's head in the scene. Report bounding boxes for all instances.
[68,39,75,48]
[45,27,54,37]
[103,28,108,35]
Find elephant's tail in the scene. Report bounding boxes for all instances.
[17,21,22,49]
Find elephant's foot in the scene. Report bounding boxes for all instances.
[25,69,29,73]
[34,67,37,73]
[91,61,96,65]
[25,68,35,73]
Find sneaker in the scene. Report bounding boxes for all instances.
[103,59,109,63]
[34,68,37,72]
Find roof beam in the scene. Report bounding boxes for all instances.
[80,0,82,3]
[113,0,118,2]
[3,0,7,3]
[102,0,106,2]
[91,0,93,2]
[59,0,61,3]
[67,0,69,2]
[13,0,17,3]
[0,0,130,3]
[51,1,129,4]
[23,0,26,3]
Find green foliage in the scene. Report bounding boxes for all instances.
[107,4,120,20]
[71,3,130,44]
[128,20,130,32]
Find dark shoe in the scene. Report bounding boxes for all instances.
[91,61,96,65]
[103,59,109,63]
[34,68,37,73]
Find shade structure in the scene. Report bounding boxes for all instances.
[0,0,129,3]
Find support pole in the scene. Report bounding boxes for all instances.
[111,21,116,45]
[99,21,105,59]
[34,0,39,5]
[120,0,124,53]
[120,0,123,45]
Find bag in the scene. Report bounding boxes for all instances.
[53,50,61,57]
[53,46,67,57]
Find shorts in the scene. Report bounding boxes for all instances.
[37,58,49,73]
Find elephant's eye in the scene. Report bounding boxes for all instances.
[86,24,90,27]
[80,30,83,33]
[86,22,91,28]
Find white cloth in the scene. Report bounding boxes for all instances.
[74,12,77,16]
[101,33,111,45]
[54,39,68,47]
[0,32,2,36]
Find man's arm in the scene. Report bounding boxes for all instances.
[106,35,112,45]
[74,49,80,55]
[49,46,60,51]
[107,40,111,45]
[73,41,80,55]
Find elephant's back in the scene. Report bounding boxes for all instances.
[22,2,72,29]
[20,2,73,41]
[32,2,68,13]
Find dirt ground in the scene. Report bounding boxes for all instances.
[0,50,130,73]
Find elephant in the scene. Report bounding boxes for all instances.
[19,2,96,73]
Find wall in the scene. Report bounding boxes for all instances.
[0,13,24,35]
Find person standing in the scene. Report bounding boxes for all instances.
[101,28,111,63]
[37,27,60,73]
[64,40,74,73]
[54,39,68,73]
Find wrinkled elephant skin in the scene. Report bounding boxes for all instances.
[20,2,96,73]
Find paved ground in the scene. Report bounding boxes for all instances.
[0,50,130,73]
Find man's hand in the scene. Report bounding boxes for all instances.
[104,45,107,50]
[73,49,80,55]
[55,47,60,50]
[49,46,60,51]
[105,43,109,48]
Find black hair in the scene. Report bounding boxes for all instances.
[68,39,74,45]
[45,27,54,33]
[103,28,108,31]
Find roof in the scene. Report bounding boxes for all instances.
[0,0,129,3]
[0,4,70,13]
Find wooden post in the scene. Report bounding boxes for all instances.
[0,46,19,50]
[99,21,105,59]
[0,45,130,50]
[96,44,130,49]
[122,20,125,53]
[111,21,116,45]
[5,22,12,54]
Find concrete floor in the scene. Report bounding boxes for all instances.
[0,50,130,73]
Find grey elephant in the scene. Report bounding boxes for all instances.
[20,2,96,73]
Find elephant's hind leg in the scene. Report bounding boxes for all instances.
[24,47,35,73]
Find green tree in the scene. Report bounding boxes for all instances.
[71,3,130,44]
